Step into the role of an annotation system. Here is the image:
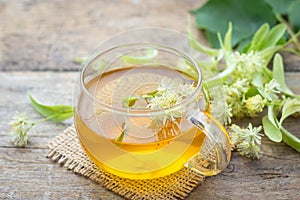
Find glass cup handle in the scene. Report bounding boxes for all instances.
[184,110,231,176]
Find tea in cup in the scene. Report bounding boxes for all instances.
[74,28,231,179]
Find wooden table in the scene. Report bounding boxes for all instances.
[1,1,299,199]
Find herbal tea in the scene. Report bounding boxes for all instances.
[75,66,206,179]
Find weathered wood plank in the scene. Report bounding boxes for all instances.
[0,148,123,200]
[0,0,204,71]
[0,71,299,199]
[1,147,299,200]
[190,154,300,200]
[1,0,299,72]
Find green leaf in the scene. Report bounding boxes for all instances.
[205,30,221,48]
[204,59,236,88]
[245,87,259,98]
[281,126,300,152]
[188,35,220,56]
[29,94,73,122]
[259,23,286,50]
[115,123,127,143]
[237,37,252,52]
[279,98,300,124]
[115,131,125,143]
[73,57,87,65]
[251,72,263,88]
[224,22,233,51]
[191,0,276,48]
[217,32,224,49]
[288,1,300,32]
[121,49,158,64]
[141,90,159,99]
[262,65,273,82]
[176,59,199,81]
[91,59,107,74]
[73,57,107,75]
[267,104,280,128]
[262,115,282,142]
[259,45,283,64]
[265,0,297,15]
[187,18,220,56]
[122,96,138,108]
[272,54,295,96]
[248,23,269,52]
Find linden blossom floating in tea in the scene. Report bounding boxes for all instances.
[119,76,197,142]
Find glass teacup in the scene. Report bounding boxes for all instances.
[74,28,231,179]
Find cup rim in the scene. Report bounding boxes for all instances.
[79,32,202,117]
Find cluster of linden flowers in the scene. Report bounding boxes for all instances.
[147,77,196,134]
[122,76,196,134]
[147,77,196,120]
[209,51,285,159]
[186,21,300,158]
[224,51,265,122]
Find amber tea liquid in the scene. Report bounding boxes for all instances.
[75,66,206,179]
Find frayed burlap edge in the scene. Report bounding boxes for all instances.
[47,126,205,200]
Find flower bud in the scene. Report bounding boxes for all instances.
[245,95,265,117]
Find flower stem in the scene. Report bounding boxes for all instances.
[281,47,300,57]
[276,14,300,52]
[34,113,59,124]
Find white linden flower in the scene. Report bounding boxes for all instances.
[122,76,196,136]
[158,77,181,94]
[238,141,262,159]
[147,90,179,110]
[210,100,224,122]
[148,76,195,125]
[9,112,35,147]
[232,79,249,94]
[225,85,240,102]
[239,123,263,145]
[262,79,281,101]
[229,124,243,148]
[224,102,233,125]
[161,90,179,107]
[149,77,195,109]
[230,123,263,159]
[230,51,264,71]
[225,79,248,100]
[209,99,231,125]
[147,96,162,110]
[178,82,196,97]
[228,51,265,81]
[224,79,249,119]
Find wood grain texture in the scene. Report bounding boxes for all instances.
[0,72,299,199]
[0,0,204,71]
[1,0,299,72]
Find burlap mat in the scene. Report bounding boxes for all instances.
[47,126,205,200]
